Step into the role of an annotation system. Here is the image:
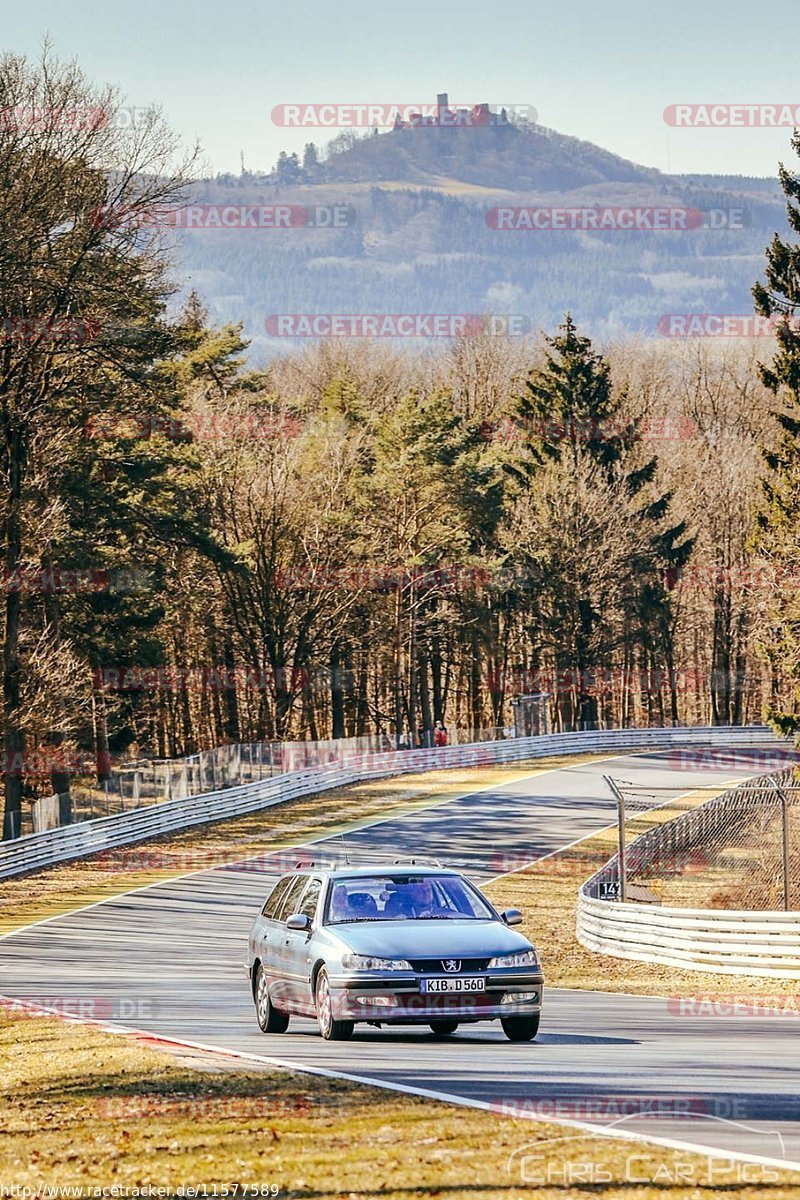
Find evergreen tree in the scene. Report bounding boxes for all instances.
[510,316,692,728]
[752,131,800,733]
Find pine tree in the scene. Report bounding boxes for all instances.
[510,316,692,728]
[515,314,638,476]
[752,131,800,733]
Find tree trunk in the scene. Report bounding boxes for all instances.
[2,426,25,840]
[330,643,345,739]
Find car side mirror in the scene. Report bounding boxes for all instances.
[501,908,523,926]
[286,913,311,931]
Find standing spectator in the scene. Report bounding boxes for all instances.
[434,720,448,747]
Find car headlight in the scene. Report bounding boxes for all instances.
[488,949,540,969]
[340,954,412,971]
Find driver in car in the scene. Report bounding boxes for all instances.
[408,878,444,917]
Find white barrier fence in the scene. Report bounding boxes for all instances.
[577,895,800,979]
[577,764,800,979]
[0,724,779,883]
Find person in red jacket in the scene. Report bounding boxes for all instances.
[433,720,448,747]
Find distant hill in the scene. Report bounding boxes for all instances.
[309,120,661,193]
[172,110,789,362]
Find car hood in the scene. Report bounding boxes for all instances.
[326,918,534,959]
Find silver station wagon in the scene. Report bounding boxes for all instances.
[246,864,544,1041]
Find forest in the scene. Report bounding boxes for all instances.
[2,50,800,839]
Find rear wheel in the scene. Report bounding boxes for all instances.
[501,1013,540,1042]
[315,967,354,1041]
[429,1020,459,1036]
[254,964,290,1033]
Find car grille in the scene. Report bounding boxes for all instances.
[409,957,491,973]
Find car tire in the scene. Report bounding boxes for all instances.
[315,967,354,1041]
[429,1020,459,1036]
[254,964,290,1034]
[501,1013,540,1042]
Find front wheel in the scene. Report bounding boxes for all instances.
[430,1020,459,1036]
[315,968,354,1041]
[501,1013,540,1042]
[254,964,289,1034]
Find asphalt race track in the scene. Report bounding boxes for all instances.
[3,744,800,1173]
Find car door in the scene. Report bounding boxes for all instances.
[269,874,310,1010]
[281,876,323,1015]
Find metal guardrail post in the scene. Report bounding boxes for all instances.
[771,775,792,912]
[604,775,627,902]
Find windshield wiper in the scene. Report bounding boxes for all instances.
[329,917,380,923]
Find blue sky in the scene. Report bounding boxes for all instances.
[4,0,798,178]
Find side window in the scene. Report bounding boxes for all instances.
[261,876,291,920]
[275,875,308,923]
[297,877,322,922]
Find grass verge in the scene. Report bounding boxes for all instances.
[3,1010,800,1197]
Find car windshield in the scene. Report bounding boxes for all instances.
[324,874,495,924]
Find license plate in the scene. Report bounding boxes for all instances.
[420,976,485,993]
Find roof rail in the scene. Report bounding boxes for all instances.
[392,856,445,868]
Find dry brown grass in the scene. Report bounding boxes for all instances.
[3,1010,799,1197]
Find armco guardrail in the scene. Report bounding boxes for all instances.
[0,724,779,882]
[577,764,800,979]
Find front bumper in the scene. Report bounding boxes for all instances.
[328,970,544,1023]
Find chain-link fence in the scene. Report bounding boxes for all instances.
[590,756,800,911]
[21,725,513,836]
